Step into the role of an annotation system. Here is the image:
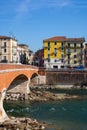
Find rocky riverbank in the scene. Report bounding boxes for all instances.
[0,117,46,130]
[5,89,87,101]
[3,89,87,130]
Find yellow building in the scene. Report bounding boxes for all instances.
[43,36,85,69]
[43,36,67,68]
[0,36,17,63]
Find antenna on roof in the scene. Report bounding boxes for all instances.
[9,32,16,39]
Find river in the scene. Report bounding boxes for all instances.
[4,89,87,130]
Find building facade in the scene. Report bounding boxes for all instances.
[84,43,87,68]
[33,49,44,67]
[43,36,85,69]
[0,36,18,63]
[17,44,29,64]
[65,38,85,67]
[28,50,34,65]
[43,36,66,69]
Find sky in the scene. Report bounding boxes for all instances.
[0,0,87,52]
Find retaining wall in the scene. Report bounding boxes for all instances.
[46,70,87,86]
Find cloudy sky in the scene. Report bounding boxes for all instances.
[0,0,87,52]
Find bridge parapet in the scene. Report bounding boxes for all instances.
[0,63,38,70]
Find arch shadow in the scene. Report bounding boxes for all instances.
[7,74,28,91]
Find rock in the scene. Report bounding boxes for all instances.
[0,117,46,130]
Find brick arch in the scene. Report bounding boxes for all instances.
[7,74,28,91]
[0,70,38,92]
[31,73,38,79]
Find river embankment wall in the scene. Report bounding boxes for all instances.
[45,69,87,87]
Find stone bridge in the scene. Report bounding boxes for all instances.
[0,63,39,122]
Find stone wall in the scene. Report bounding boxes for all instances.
[46,70,87,86]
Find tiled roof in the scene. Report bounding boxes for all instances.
[0,36,17,41]
[66,37,85,42]
[43,36,85,42]
[0,36,11,39]
[43,36,67,42]
[18,44,28,47]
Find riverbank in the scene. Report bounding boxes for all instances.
[3,87,87,130]
[0,117,46,130]
[5,88,87,101]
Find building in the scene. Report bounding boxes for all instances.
[33,49,44,67]
[28,50,34,65]
[43,36,67,69]
[65,37,85,67]
[0,36,18,63]
[43,36,85,69]
[17,44,29,64]
[84,43,87,68]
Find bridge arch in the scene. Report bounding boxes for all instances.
[0,64,39,122]
[6,72,39,93]
[7,74,28,92]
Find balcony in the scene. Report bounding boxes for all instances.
[66,51,71,55]
[66,46,81,49]
[80,50,83,55]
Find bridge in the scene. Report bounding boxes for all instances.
[0,63,39,122]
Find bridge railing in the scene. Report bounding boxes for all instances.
[0,63,38,70]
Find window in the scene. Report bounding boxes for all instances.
[74,43,76,48]
[4,48,6,53]
[48,58,50,62]
[54,42,57,45]
[80,60,82,64]
[68,55,70,59]
[68,43,70,48]
[74,60,77,64]
[54,59,57,62]
[54,48,57,54]
[53,66,58,69]
[4,42,6,47]
[54,53,57,57]
[4,56,6,60]
[85,50,87,55]
[74,55,77,58]
[48,42,50,47]
[61,42,64,50]
[68,60,70,64]
[80,43,83,48]
[48,54,50,58]
[48,47,50,50]
[61,54,64,58]
[74,48,76,52]
[67,49,70,54]
[61,59,64,63]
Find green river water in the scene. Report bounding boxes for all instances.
[4,89,87,130]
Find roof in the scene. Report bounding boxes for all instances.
[0,35,17,41]
[66,37,85,42]
[18,44,28,47]
[43,36,67,42]
[43,36,85,42]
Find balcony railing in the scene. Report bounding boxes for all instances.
[66,46,82,49]
[66,51,71,55]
